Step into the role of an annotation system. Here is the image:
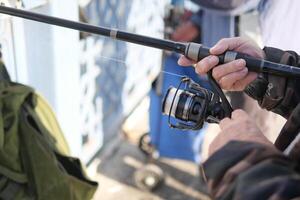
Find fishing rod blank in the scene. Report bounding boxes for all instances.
[1,5,300,78]
[0,4,186,54]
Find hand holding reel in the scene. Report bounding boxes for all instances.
[162,71,233,130]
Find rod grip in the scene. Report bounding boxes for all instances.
[224,51,262,73]
[185,42,300,77]
[216,50,299,77]
[185,43,262,71]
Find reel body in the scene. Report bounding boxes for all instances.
[162,77,230,130]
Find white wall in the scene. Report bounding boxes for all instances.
[260,0,300,53]
[11,0,82,156]
[2,0,168,162]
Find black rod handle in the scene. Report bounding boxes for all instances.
[185,43,300,78]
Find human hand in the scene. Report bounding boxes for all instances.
[178,37,265,91]
[208,109,273,156]
[171,21,199,42]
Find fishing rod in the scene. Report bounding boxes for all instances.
[0,4,300,78]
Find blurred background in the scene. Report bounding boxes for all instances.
[1,0,299,199]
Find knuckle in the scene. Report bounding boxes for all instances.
[219,118,230,129]
[219,78,230,90]
[198,59,210,73]
[236,111,249,121]
[219,121,225,129]
[232,110,241,118]
[209,55,219,65]
[195,65,202,74]
[235,59,246,68]
[224,76,235,88]
[220,62,242,77]
[242,67,248,74]
[233,82,245,91]
[212,68,221,80]
[219,38,228,45]
[235,109,245,116]
[232,71,247,82]
[235,109,244,113]
[238,69,248,78]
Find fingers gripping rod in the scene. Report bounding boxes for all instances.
[1,5,300,78]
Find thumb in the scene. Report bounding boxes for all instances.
[210,37,244,55]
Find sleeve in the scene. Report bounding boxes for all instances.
[244,47,300,119]
[200,141,300,200]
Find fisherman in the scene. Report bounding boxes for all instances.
[178,37,300,199]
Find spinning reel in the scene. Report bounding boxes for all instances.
[162,72,233,130]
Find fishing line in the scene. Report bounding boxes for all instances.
[96,55,186,78]
[160,70,185,78]
[97,55,127,65]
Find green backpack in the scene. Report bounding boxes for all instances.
[0,59,98,200]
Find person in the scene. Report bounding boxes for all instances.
[173,0,284,160]
[178,37,300,199]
